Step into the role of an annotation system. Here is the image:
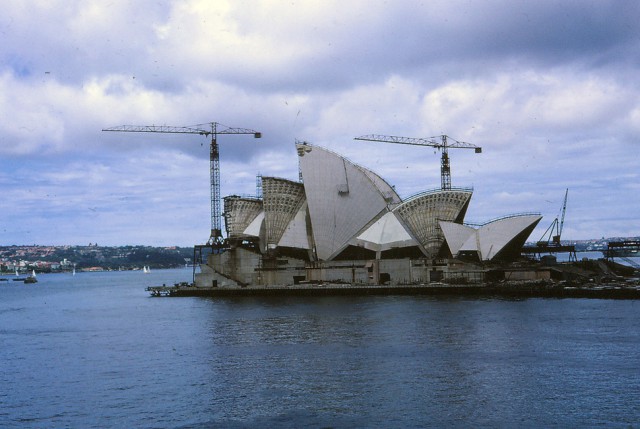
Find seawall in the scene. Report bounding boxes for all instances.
[147,281,640,299]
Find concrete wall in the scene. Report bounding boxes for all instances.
[504,270,551,281]
[196,263,240,288]
[198,246,497,287]
[305,264,369,284]
[198,247,263,286]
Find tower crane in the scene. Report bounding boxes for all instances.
[102,122,261,245]
[354,134,481,190]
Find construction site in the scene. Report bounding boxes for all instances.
[102,123,640,297]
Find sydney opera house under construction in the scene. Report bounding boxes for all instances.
[195,142,542,288]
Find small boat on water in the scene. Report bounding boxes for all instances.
[24,270,38,284]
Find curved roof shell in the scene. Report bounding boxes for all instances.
[297,143,400,260]
[223,196,263,239]
[352,211,417,252]
[243,211,264,238]
[440,214,542,261]
[262,177,306,249]
[225,143,538,264]
[438,222,476,256]
[278,201,311,249]
[393,189,472,257]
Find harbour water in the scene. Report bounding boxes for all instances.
[1,268,640,428]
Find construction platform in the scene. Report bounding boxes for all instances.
[146,280,640,299]
[521,244,577,261]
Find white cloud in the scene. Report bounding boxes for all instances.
[1,0,639,245]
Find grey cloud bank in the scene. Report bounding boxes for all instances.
[1,0,639,246]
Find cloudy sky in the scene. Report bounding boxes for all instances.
[1,0,639,247]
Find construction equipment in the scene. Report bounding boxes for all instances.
[102,122,261,245]
[521,188,576,261]
[537,188,569,247]
[354,134,481,190]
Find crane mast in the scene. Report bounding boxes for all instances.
[354,134,481,190]
[102,122,261,245]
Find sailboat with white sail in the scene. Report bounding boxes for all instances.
[24,270,37,284]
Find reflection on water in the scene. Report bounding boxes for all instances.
[1,269,639,428]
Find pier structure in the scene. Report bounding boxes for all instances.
[606,240,640,258]
[521,243,578,261]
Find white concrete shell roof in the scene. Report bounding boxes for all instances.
[223,196,263,239]
[243,211,264,238]
[278,201,311,249]
[359,167,402,206]
[352,211,417,252]
[438,222,477,256]
[440,214,542,260]
[227,144,539,263]
[393,189,472,257]
[297,143,399,261]
[261,177,306,249]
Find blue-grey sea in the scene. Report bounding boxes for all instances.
[1,266,640,428]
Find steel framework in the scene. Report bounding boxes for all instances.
[102,122,261,244]
[354,134,481,190]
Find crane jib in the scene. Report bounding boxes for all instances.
[354,133,481,191]
[102,121,261,245]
